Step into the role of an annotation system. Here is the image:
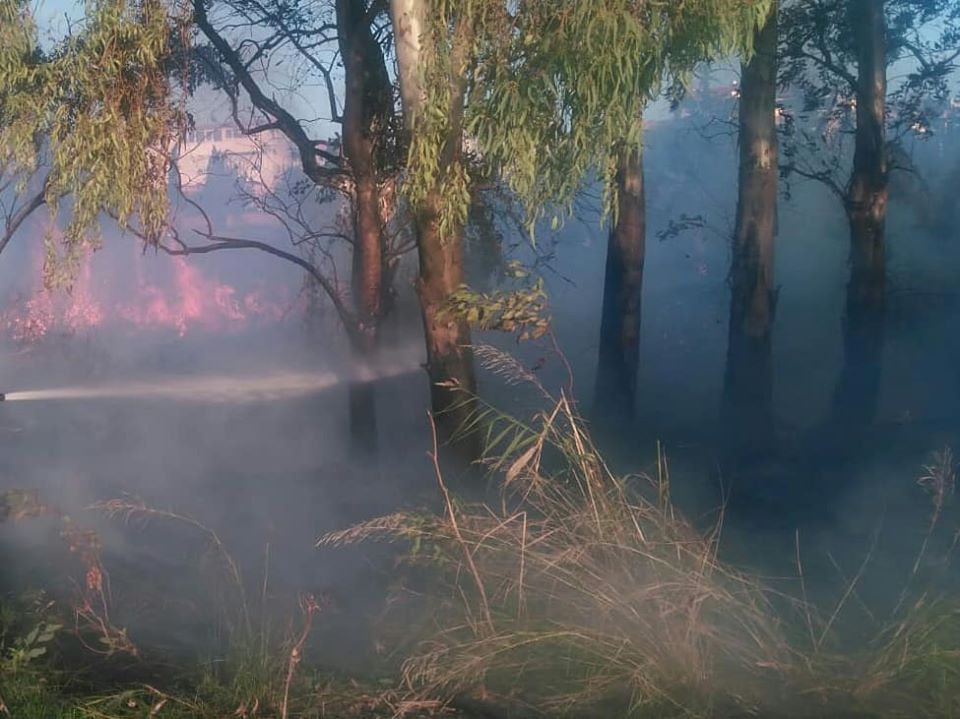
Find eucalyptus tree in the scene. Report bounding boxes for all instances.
[779,0,960,431]
[139,0,411,455]
[721,0,779,462]
[388,0,775,443]
[183,0,405,350]
[0,0,180,284]
[594,142,645,419]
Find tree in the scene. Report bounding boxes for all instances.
[1,0,413,454]
[183,0,402,344]
[0,167,47,257]
[389,0,774,446]
[0,0,180,283]
[721,0,779,463]
[157,0,407,454]
[594,143,645,419]
[779,0,959,433]
[388,0,480,452]
[836,0,889,434]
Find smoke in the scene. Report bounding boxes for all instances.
[475,90,960,593]
[0,75,959,691]
[0,156,439,671]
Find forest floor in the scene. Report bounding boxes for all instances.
[3,399,960,718]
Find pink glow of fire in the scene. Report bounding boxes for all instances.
[2,251,295,343]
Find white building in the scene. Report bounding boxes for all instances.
[175,125,329,196]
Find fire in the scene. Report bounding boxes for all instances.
[3,253,103,343]
[117,257,257,336]
[2,243,294,343]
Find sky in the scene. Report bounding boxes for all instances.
[30,0,81,41]
[30,0,341,138]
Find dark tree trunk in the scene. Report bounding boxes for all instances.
[337,0,393,456]
[832,0,888,435]
[347,332,379,459]
[348,378,379,458]
[847,0,888,315]
[594,144,645,421]
[721,2,778,464]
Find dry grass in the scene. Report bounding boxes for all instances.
[7,347,960,717]
[320,346,793,717]
[821,448,960,718]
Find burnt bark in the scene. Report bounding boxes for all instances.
[594,144,645,421]
[721,3,779,463]
[831,0,888,435]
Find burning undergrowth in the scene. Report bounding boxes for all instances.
[1,235,298,345]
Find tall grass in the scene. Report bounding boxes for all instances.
[5,346,960,717]
[807,448,960,718]
[321,346,794,716]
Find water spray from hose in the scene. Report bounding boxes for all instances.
[0,361,422,405]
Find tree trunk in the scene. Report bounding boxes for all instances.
[388,0,427,130]
[721,2,778,464]
[389,1,480,455]
[831,0,888,436]
[413,92,479,455]
[594,144,645,421]
[847,0,888,315]
[338,0,393,456]
[347,334,379,459]
[415,188,479,451]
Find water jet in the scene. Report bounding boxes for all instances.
[0,359,423,405]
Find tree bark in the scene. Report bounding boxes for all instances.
[721,2,778,464]
[416,188,478,448]
[389,1,480,455]
[594,143,645,421]
[338,0,394,456]
[831,0,888,435]
[389,0,427,129]
[846,0,888,314]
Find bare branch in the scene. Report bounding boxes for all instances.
[241,0,344,123]
[161,230,358,337]
[192,0,345,179]
[0,177,49,255]
[781,162,847,203]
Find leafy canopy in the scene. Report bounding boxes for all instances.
[404,0,774,240]
[0,0,182,287]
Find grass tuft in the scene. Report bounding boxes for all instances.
[321,349,793,716]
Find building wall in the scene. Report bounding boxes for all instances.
[176,126,326,195]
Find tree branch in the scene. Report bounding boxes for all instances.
[242,0,344,123]
[0,179,49,255]
[161,231,357,335]
[797,47,857,92]
[781,161,847,203]
[192,0,345,178]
